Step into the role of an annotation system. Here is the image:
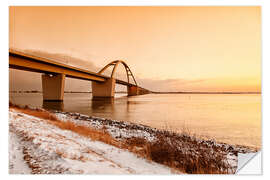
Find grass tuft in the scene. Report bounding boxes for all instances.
[9,103,236,174]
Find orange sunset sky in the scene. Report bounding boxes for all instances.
[9,6,261,92]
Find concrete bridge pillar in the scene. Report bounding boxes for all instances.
[42,74,65,101]
[92,78,116,98]
[128,85,139,96]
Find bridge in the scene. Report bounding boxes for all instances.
[9,49,151,101]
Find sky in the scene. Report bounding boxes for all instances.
[9,6,261,92]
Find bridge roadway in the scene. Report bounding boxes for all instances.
[9,49,150,100]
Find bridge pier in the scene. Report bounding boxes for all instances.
[92,78,116,98]
[128,86,151,96]
[42,74,65,101]
[127,85,138,96]
[10,51,151,100]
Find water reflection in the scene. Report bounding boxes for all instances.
[9,93,261,148]
[43,101,64,111]
[91,97,115,111]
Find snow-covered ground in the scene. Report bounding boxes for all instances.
[9,109,174,174]
[55,111,257,173]
[54,112,157,142]
[9,107,257,174]
[9,130,32,174]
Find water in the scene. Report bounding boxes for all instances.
[9,93,261,148]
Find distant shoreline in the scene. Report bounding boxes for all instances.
[152,91,261,94]
[9,91,261,94]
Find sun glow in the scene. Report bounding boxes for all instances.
[9,6,261,92]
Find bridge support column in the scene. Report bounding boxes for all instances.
[92,78,116,98]
[127,86,139,96]
[128,86,151,96]
[42,74,65,101]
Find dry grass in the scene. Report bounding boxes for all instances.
[124,136,231,174]
[10,102,58,121]
[9,102,120,148]
[9,102,234,174]
[48,120,120,148]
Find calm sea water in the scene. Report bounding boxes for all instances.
[9,93,261,148]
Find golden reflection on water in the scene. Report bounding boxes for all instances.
[10,93,261,148]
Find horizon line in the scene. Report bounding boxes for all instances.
[9,90,261,94]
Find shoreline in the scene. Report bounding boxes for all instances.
[9,104,259,174]
[9,107,174,174]
[9,91,261,94]
[54,110,258,153]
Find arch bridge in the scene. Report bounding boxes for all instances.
[9,49,151,101]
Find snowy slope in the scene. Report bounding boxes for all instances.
[9,131,32,174]
[9,109,174,174]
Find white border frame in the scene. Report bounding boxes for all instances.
[2,0,269,179]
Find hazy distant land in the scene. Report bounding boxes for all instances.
[9,90,261,94]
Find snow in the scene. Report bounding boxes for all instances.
[9,108,254,174]
[54,111,250,173]
[9,131,32,174]
[9,109,173,174]
[54,112,157,142]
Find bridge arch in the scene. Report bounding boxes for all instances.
[9,50,150,100]
[92,60,150,97]
[97,60,137,86]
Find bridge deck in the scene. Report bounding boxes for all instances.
[9,50,137,87]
